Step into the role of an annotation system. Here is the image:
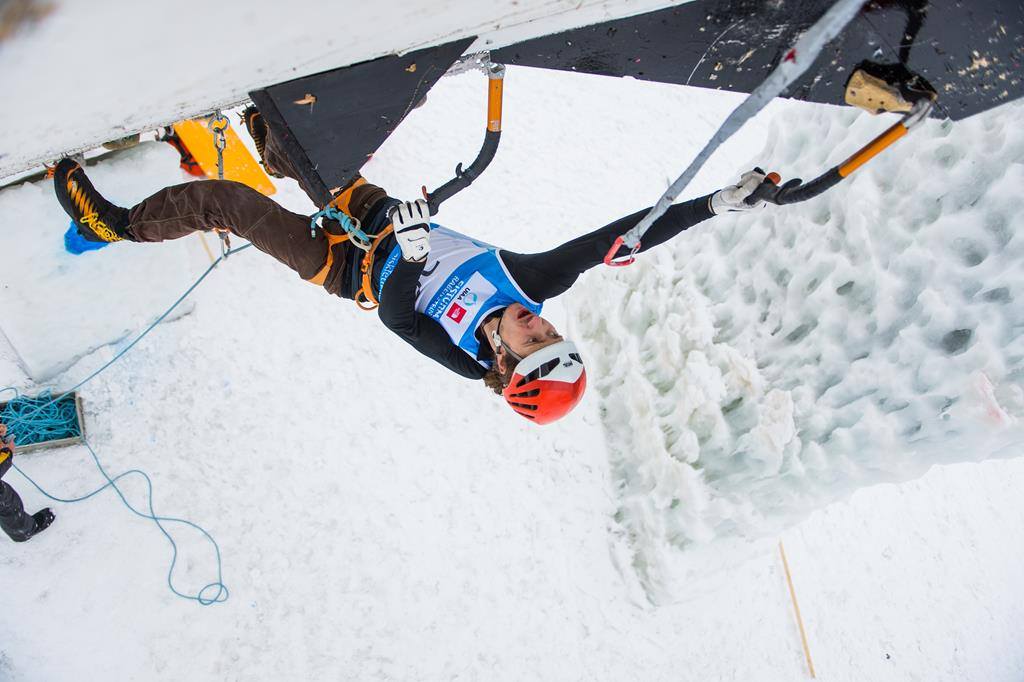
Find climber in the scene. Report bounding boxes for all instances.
[51,107,769,424]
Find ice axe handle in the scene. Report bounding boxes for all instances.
[744,172,782,205]
[742,171,842,206]
[424,63,506,216]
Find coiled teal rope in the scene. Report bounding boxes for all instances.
[0,242,252,605]
[0,389,80,446]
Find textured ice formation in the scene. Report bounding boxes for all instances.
[573,99,1024,601]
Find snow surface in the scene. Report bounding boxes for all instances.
[0,0,680,178]
[0,62,1023,682]
[0,143,210,381]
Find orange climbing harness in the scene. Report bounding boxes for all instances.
[306,178,394,311]
[353,223,394,311]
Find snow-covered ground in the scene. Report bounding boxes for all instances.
[1,42,1023,682]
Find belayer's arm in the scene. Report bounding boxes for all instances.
[378,259,488,380]
[504,194,715,301]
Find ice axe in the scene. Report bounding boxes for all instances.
[745,62,938,206]
[347,55,508,312]
[421,56,506,216]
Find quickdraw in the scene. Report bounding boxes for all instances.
[207,111,232,259]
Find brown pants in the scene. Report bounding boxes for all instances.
[125,133,387,297]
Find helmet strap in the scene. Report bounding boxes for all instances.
[492,316,524,364]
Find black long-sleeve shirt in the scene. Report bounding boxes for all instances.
[376,257,490,378]
[375,195,716,379]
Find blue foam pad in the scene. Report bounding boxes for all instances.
[64,221,111,254]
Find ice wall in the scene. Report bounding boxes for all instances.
[572,99,1024,601]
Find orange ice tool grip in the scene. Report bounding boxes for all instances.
[487,77,504,132]
[838,121,908,177]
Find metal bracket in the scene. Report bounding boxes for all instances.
[902,97,934,131]
[445,51,495,78]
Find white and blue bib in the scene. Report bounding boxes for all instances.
[378,226,541,367]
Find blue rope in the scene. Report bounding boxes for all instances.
[309,205,371,245]
[0,388,79,446]
[0,242,252,605]
[10,437,228,605]
[14,243,252,421]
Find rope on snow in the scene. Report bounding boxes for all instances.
[0,243,252,605]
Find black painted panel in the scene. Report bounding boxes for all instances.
[250,37,475,207]
[492,0,1024,120]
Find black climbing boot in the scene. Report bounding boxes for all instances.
[52,158,131,242]
[8,508,55,543]
[241,105,284,178]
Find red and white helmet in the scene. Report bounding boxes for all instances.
[503,340,587,425]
